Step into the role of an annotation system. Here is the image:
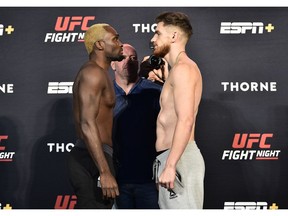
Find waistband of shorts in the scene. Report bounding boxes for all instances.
[156,141,196,152]
[186,140,200,150]
[156,149,168,156]
[188,140,196,144]
[75,139,86,148]
[102,143,113,157]
[74,139,113,157]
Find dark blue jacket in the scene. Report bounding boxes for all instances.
[113,78,162,183]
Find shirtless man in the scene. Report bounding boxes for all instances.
[151,12,205,209]
[67,23,123,208]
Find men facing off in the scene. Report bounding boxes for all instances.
[67,23,123,208]
[151,12,205,209]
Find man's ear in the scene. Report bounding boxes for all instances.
[94,41,104,50]
[111,61,116,70]
[171,31,178,42]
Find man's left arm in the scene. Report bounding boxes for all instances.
[159,64,197,189]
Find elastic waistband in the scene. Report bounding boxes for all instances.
[74,139,113,157]
[156,149,168,156]
[188,140,196,145]
[156,140,197,154]
[185,140,200,152]
[102,143,113,157]
[75,139,86,148]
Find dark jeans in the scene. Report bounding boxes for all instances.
[116,182,159,209]
[67,146,115,209]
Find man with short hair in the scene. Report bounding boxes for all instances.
[112,43,161,209]
[151,11,205,209]
[67,23,123,208]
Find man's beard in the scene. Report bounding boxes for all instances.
[153,43,170,58]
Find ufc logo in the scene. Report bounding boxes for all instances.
[232,133,273,149]
[54,195,77,209]
[55,16,95,31]
[0,135,8,151]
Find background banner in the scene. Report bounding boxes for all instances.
[0,7,287,209]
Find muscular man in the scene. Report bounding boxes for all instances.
[112,44,161,209]
[151,12,205,209]
[67,23,123,208]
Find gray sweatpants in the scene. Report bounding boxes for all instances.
[153,141,205,209]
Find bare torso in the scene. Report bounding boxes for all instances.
[156,58,202,152]
[73,61,115,147]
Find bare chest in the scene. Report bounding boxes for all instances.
[160,80,174,109]
[102,79,115,108]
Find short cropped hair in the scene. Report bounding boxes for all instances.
[84,23,109,55]
[155,12,193,39]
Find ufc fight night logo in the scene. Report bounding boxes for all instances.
[44,16,95,43]
[220,22,274,34]
[0,136,15,162]
[54,195,77,209]
[222,133,281,160]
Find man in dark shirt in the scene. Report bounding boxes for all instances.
[111,43,162,209]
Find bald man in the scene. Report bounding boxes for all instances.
[112,44,161,209]
[67,23,124,209]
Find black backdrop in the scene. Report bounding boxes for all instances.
[0,7,288,209]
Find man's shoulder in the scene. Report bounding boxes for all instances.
[73,65,108,91]
[77,62,107,80]
[80,61,104,73]
[172,60,201,80]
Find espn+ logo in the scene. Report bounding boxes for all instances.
[47,82,73,94]
[0,24,14,36]
[0,203,12,210]
[224,202,279,210]
[220,22,274,34]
